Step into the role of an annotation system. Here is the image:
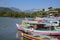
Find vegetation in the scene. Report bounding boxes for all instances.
[0,7,60,18]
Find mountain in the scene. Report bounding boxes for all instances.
[10,7,21,12]
[0,7,21,12]
[0,7,14,12]
[24,9,40,13]
[0,7,39,13]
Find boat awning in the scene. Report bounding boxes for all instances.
[45,23,56,27]
[27,22,46,25]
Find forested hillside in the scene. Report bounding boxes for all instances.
[0,7,60,18]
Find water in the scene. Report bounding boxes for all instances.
[0,17,22,40]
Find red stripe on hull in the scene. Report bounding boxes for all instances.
[34,32,60,35]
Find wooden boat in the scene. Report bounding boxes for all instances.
[16,13,60,40]
[16,17,60,36]
[16,17,60,40]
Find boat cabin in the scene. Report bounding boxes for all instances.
[26,20,59,31]
[28,24,55,31]
[22,17,59,31]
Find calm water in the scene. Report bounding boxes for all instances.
[0,17,22,40]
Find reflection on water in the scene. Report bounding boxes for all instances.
[0,17,22,40]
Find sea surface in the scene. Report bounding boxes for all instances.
[0,17,22,40]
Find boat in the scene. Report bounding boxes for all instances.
[16,13,60,39]
[16,16,60,40]
[16,16,60,36]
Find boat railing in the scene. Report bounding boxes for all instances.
[21,32,43,40]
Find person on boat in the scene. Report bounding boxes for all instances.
[33,25,37,30]
[42,19,45,23]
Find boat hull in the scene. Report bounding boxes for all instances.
[16,24,60,35]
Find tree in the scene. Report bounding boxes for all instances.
[42,8,45,11]
[48,7,53,11]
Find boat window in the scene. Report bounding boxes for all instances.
[35,24,54,31]
[54,22,57,24]
[36,24,47,30]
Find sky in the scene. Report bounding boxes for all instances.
[0,0,60,11]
